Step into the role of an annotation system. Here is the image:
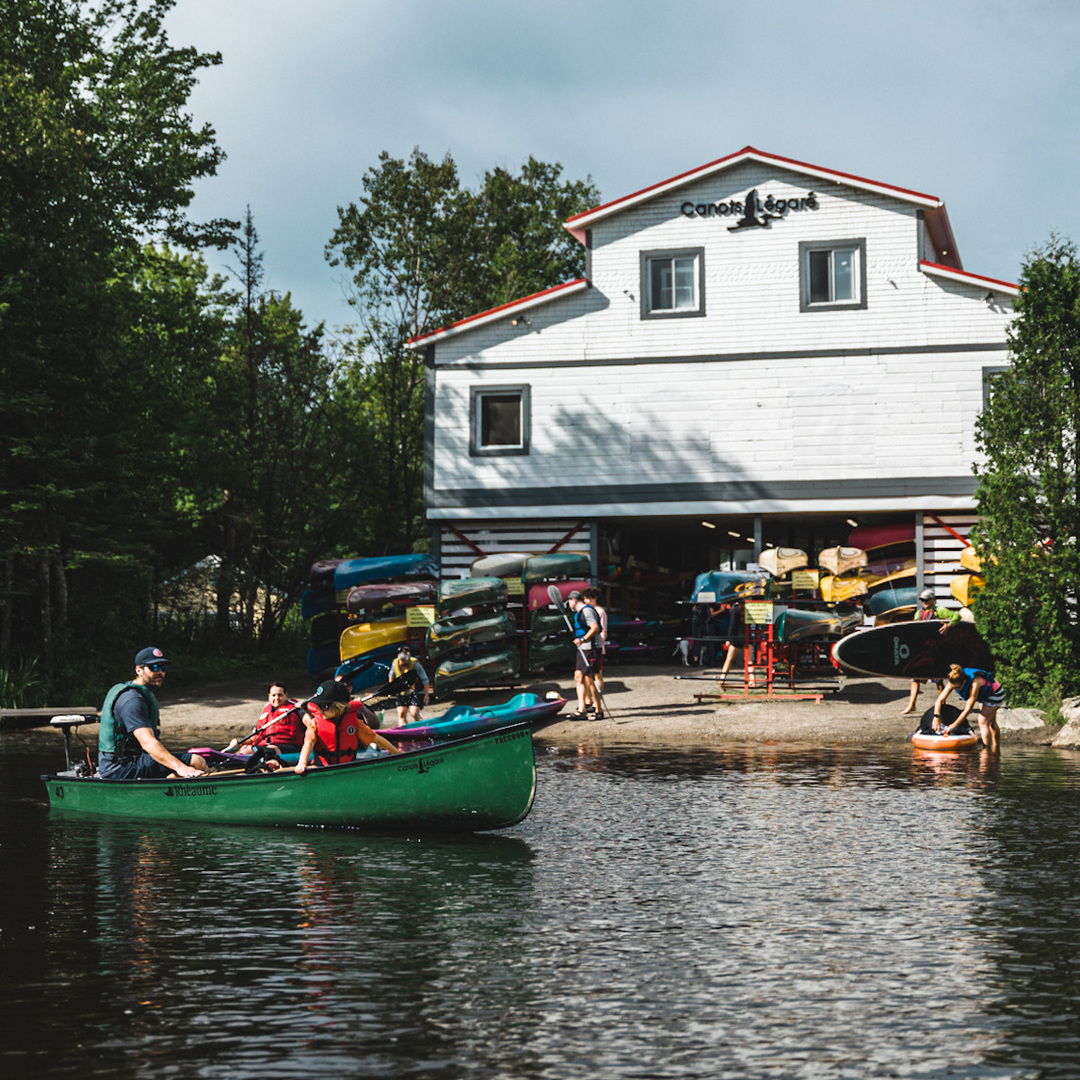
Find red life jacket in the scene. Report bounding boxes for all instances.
[248,701,304,747]
[306,702,377,764]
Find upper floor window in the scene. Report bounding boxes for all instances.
[641,248,705,319]
[799,239,866,312]
[470,385,530,456]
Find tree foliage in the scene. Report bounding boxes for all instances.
[326,149,599,553]
[0,0,231,686]
[972,235,1080,709]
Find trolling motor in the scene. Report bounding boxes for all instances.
[49,714,99,777]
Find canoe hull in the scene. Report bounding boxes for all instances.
[42,725,536,832]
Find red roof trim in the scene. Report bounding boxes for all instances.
[408,278,588,346]
[920,260,1018,293]
[566,146,941,229]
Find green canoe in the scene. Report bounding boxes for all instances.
[426,609,518,660]
[42,725,536,833]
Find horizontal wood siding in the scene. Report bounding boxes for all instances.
[427,158,1012,519]
[923,513,979,609]
[438,520,592,579]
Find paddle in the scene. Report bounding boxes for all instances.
[547,584,613,721]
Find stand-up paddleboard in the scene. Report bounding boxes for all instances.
[832,620,994,679]
[426,610,517,660]
[818,546,867,575]
[759,547,808,576]
[522,552,591,585]
[911,704,978,750]
[470,552,530,579]
[848,522,915,551]
[436,576,508,618]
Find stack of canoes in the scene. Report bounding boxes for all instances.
[301,553,439,687]
[520,552,592,671]
[429,576,520,697]
[816,523,919,622]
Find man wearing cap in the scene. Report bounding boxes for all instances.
[98,647,208,779]
[900,589,961,715]
[566,591,602,720]
[295,679,400,774]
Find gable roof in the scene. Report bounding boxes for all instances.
[408,278,589,348]
[565,144,944,239]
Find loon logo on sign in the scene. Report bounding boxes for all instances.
[681,188,819,229]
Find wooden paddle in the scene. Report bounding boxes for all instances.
[546,585,614,721]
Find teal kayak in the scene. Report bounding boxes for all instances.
[382,693,567,743]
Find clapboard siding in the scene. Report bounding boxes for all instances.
[423,152,1013,522]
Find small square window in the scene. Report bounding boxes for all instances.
[799,239,866,311]
[641,248,705,319]
[470,386,530,456]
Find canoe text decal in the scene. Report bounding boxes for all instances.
[398,756,445,775]
[165,785,218,797]
[893,636,910,667]
[495,729,529,744]
[681,188,818,231]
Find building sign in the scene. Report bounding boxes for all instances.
[681,188,819,231]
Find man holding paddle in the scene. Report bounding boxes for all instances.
[566,590,603,720]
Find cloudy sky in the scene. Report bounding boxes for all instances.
[164,0,1080,333]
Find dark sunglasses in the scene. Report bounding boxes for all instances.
[145,662,169,672]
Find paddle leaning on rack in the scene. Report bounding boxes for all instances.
[546,584,613,721]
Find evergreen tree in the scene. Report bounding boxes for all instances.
[972,235,1080,710]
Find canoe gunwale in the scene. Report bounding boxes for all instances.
[42,724,537,832]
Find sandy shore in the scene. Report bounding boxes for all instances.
[148,663,1053,748]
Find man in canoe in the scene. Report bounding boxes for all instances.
[98,647,208,779]
[295,679,400,773]
[224,681,304,760]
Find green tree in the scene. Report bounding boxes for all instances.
[206,210,355,652]
[972,235,1080,710]
[0,0,230,679]
[326,149,598,554]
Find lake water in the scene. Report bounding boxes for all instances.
[3,727,1080,1079]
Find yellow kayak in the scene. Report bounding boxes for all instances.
[339,616,409,660]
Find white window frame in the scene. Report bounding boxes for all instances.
[640,247,705,320]
[799,239,867,312]
[470,385,530,457]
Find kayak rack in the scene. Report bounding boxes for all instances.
[688,605,840,703]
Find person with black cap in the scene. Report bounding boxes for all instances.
[294,679,400,774]
[97,647,208,779]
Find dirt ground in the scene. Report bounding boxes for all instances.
[150,662,1053,749]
